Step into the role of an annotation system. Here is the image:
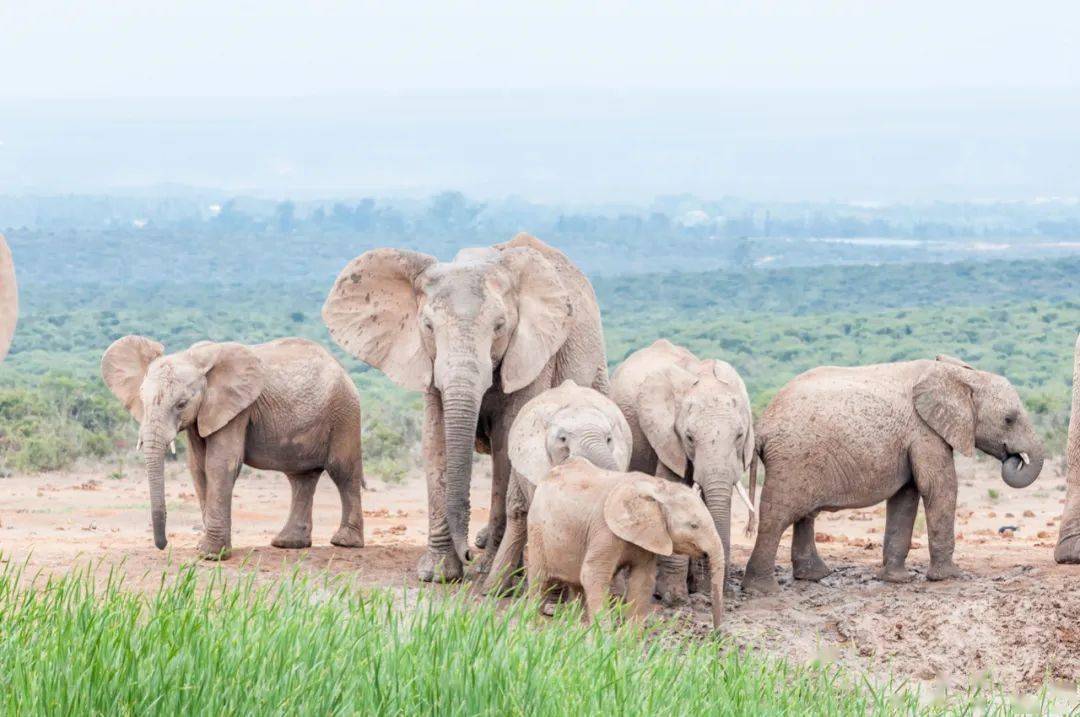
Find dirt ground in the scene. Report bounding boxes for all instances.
[2,453,1079,697]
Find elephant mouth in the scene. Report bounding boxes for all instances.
[1004,452,1030,472]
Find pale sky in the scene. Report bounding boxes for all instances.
[2,1,1077,98]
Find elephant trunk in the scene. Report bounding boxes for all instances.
[141,427,170,550]
[1056,334,1080,563]
[1000,426,1045,489]
[577,433,619,471]
[442,379,485,565]
[706,544,726,628]
[697,463,735,588]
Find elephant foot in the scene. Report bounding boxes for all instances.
[742,572,780,596]
[482,570,523,597]
[272,530,313,549]
[330,525,365,548]
[926,561,963,581]
[475,524,491,550]
[196,537,232,560]
[877,566,913,583]
[470,549,495,578]
[1054,534,1080,564]
[792,558,831,582]
[416,548,463,583]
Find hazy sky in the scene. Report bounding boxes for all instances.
[1,2,1078,202]
[3,1,1077,97]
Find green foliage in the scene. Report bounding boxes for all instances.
[0,254,1076,474]
[0,374,130,473]
[0,562,1040,715]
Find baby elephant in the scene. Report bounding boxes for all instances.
[528,458,725,628]
[743,355,1045,595]
[102,335,365,559]
[481,380,632,595]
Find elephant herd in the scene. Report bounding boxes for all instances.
[0,232,1078,628]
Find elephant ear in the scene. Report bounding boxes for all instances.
[187,342,265,437]
[508,389,565,485]
[708,360,756,471]
[604,477,673,556]
[913,361,975,456]
[0,234,16,362]
[101,335,165,422]
[322,249,437,392]
[497,247,573,394]
[637,366,695,477]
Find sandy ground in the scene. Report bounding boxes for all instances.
[2,453,1078,697]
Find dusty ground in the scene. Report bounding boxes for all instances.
[2,453,1078,697]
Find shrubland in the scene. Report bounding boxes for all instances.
[0,256,1076,475]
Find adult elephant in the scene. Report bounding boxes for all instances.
[323,234,608,582]
[1055,334,1080,563]
[743,355,1045,595]
[0,234,17,361]
[610,339,755,604]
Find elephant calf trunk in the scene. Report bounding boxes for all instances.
[708,555,725,628]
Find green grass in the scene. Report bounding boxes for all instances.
[0,561,1040,716]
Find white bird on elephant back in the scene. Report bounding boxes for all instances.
[610,339,756,606]
[323,233,610,583]
[743,354,1046,596]
[0,233,18,362]
[1055,333,1080,563]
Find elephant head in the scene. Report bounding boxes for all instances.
[0,234,18,362]
[323,236,573,563]
[636,358,755,567]
[508,380,632,485]
[605,476,726,626]
[913,355,1044,489]
[101,336,264,549]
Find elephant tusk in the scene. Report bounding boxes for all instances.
[1019,452,1030,467]
[136,436,143,452]
[735,481,755,514]
[169,440,177,456]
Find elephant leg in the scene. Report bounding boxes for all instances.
[912,445,962,581]
[272,471,319,549]
[687,555,709,595]
[417,391,463,582]
[581,551,618,624]
[743,508,786,595]
[791,514,830,581]
[624,562,657,622]
[654,554,690,606]
[185,430,208,526]
[878,481,918,582]
[328,456,365,548]
[482,473,531,595]
[198,423,246,560]
[473,417,511,577]
[1055,480,1080,563]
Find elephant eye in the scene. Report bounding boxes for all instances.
[176,399,188,410]
[1004,414,1016,426]
[493,318,506,332]
[686,433,694,444]
[689,522,700,530]
[606,435,613,444]
[422,318,434,332]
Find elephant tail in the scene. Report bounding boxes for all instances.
[745,446,759,538]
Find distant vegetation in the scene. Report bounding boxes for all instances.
[1,246,1076,475]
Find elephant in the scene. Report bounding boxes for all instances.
[101,335,366,558]
[1055,334,1080,563]
[322,233,608,582]
[481,379,632,595]
[742,355,1045,595]
[610,339,755,605]
[527,457,725,628]
[0,233,17,362]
